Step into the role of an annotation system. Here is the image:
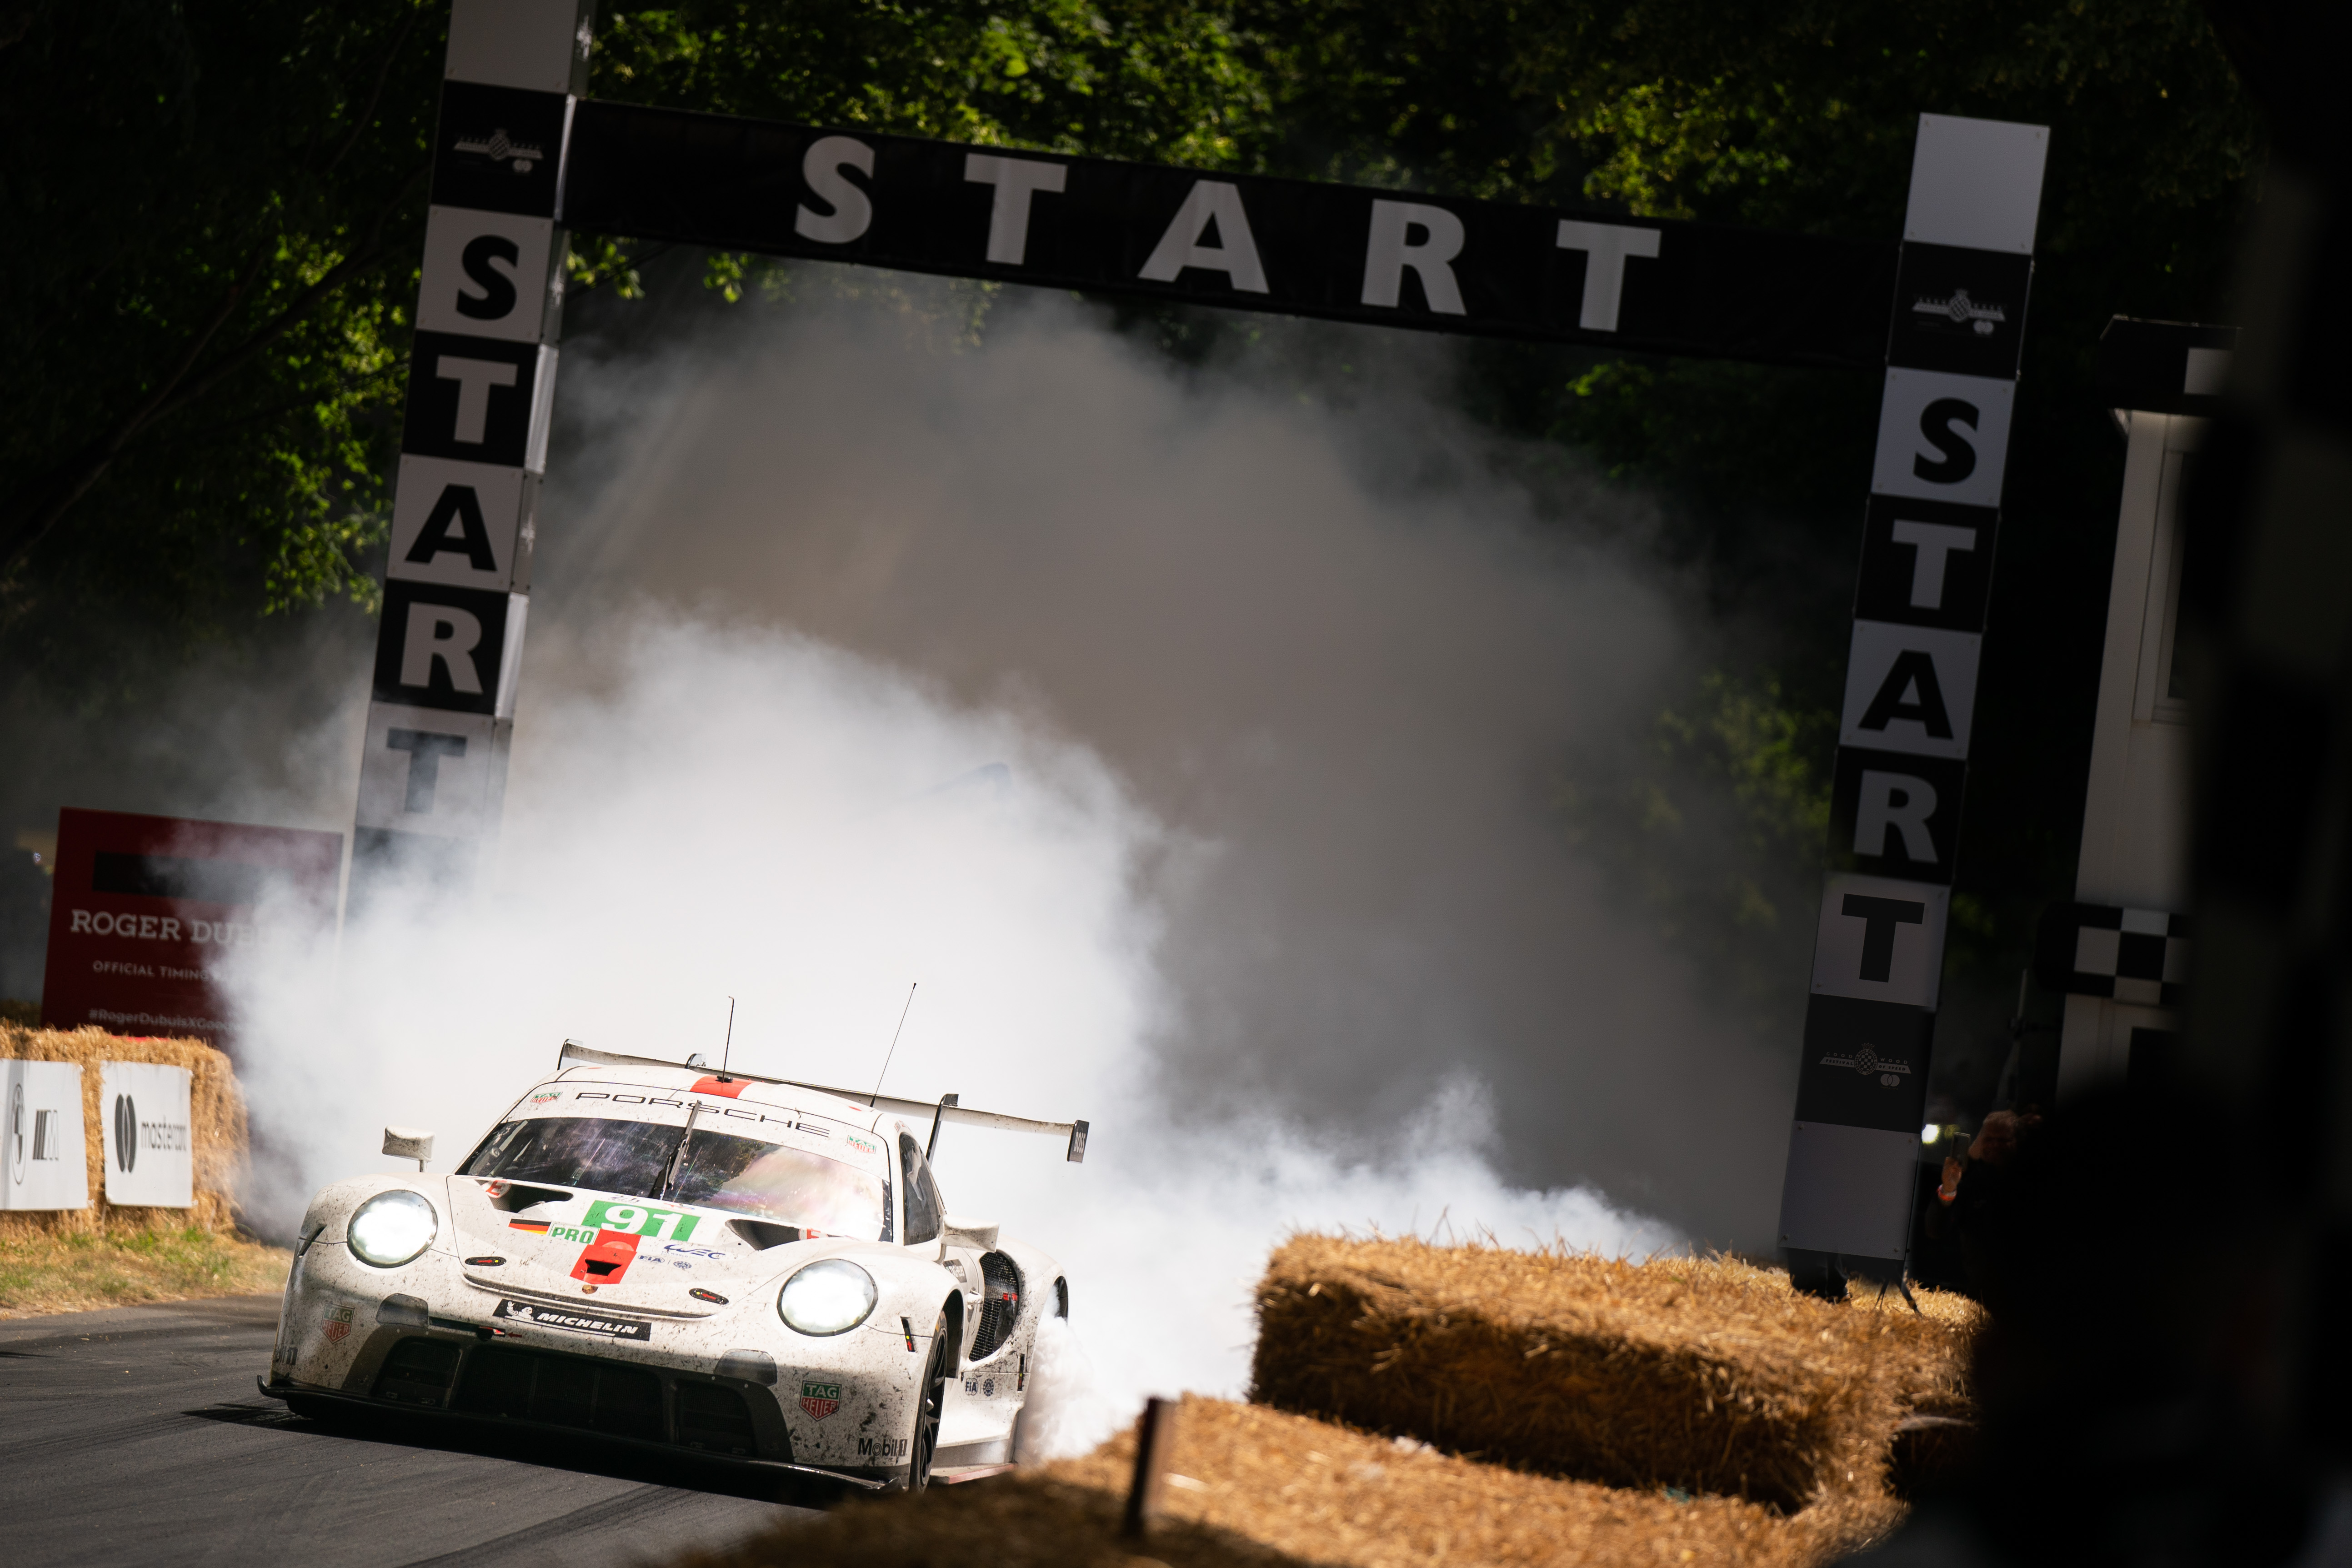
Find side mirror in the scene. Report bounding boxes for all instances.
[941,1215,999,1250]
[384,1126,435,1171]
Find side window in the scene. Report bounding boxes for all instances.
[900,1133,944,1245]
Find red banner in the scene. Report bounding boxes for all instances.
[40,809,342,1047]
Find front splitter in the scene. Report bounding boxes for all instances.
[255,1375,894,1491]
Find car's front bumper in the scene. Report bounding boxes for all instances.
[253,1373,892,1490]
[270,1238,932,1488]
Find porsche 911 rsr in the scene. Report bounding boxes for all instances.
[258,1042,1086,1491]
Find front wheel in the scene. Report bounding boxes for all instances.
[906,1312,952,1492]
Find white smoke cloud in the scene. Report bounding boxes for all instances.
[227,611,1672,1421]
[214,278,1791,1425]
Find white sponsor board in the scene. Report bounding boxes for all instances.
[3,1061,88,1211]
[100,1062,195,1208]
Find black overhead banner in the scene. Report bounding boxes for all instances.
[559,99,1897,370]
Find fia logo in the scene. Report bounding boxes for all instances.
[1911,289,2006,337]
[453,129,544,174]
[1820,1043,1912,1087]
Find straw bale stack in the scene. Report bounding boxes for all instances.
[1250,1236,1977,1513]
[661,1394,1901,1568]
[0,1023,248,1238]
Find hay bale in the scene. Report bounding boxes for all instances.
[0,1024,248,1239]
[659,1395,1900,1568]
[1249,1236,1977,1513]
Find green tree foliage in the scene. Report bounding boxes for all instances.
[0,1,448,677]
[6,2,2259,1069]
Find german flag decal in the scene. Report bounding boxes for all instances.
[508,1218,551,1234]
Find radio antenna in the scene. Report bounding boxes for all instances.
[720,995,737,1080]
[870,982,917,1106]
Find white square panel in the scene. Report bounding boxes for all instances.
[356,703,501,838]
[1872,367,2016,508]
[445,0,591,93]
[387,456,527,591]
[1812,874,1949,1008]
[2,1061,88,1211]
[1904,114,2048,255]
[1839,620,1982,760]
[100,1062,193,1208]
[417,208,555,343]
[1778,1120,1920,1257]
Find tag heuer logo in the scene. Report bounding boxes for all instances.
[323,1305,353,1344]
[1911,288,2005,337]
[800,1382,841,1420]
[1820,1045,1913,1087]
[453,128,544,173]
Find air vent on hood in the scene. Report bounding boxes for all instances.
[728,1218,801,1250]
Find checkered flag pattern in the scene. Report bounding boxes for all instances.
[2034,902,2189,1008]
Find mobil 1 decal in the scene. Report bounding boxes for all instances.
[1792,996,1937,1132]
[1852,496,1997,632]
[372,581,522,716]
[1839,621,1981,760]
[1829,749,1967,883]
[388,456,532,592]
[1812,873,1949,1009]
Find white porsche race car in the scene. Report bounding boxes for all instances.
[258,1041,1087,1491]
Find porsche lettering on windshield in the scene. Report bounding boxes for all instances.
[460,1116,889,1239]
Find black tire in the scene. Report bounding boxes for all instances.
[906,1312,952,1492]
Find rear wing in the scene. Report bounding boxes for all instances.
[554,1039,1091,1164]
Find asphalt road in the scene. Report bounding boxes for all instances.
[0,1295,820,1567]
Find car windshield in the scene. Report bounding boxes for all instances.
[459,1116,889,1239]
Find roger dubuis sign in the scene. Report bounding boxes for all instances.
[40,809,342,1048]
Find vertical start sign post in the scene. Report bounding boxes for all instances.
[351,0,594,908]
[1778,116,2049,1287]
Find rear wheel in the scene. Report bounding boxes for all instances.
[906,1312,952,1491]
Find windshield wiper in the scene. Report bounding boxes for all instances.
[656,1102,702,1204]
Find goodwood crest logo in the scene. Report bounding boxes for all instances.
[453,129,545,174]
[799,1381,841,1420]
[1911,288,2006,337]
[1820,1043,1913,1087]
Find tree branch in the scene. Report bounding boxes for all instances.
[316,5,425,179]
[0,245,271,577]
[0,159,430,580]
[151,161,430,425]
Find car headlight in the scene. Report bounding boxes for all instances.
[347,1190,438,1268]
[779,1258,877,1336]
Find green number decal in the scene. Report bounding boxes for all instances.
[584,1200,698,1241]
